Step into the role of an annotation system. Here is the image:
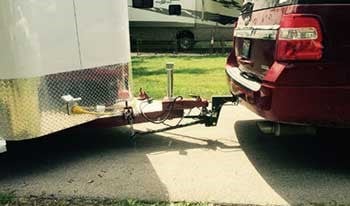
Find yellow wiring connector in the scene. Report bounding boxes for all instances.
[71,105,114,116]
[71,105,97,115]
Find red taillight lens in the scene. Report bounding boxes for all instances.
[232,20,238,48]
[276,14,323,61]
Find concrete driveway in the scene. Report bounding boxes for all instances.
[1,105,350,205]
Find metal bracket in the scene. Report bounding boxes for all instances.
[123,101,136,136]
[205,95,239,127]
[61,95,82,115]
[0,137,7,153]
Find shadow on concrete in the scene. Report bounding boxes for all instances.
[234,120,350,204]
[0,125,238,200]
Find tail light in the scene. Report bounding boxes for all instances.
[232,20,238,47]
[276,14,323,61]
[227,20,239,67]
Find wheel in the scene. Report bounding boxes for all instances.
[177,35,194,51]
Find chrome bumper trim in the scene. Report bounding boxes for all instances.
[226,66,261,92]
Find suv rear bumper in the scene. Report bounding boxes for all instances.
[226,66,350,126]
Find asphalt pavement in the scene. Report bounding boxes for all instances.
[1,105,350,205]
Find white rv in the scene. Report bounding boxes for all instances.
[128,0,242,50]
[0,0,132,152]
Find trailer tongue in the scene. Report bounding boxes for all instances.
[83,95,238,134]
[66,62,238,136]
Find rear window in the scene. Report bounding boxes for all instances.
[242,0,350,13]
[298,0,350,3]
[253,0,292,10]
[242,0,292,12]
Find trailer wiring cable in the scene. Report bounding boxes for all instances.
[132,100,204,138]
[161,108,193,128]
[139,96,184,125]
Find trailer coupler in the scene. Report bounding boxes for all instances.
[161,94,239,127]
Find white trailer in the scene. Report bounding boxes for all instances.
[128,0,242,50]
[0,0,131,151]
[0,0,238,153]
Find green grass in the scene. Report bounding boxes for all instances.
[0,197,212,206]
[132,55,230,100]
[0,192,15,205]
[115,200,210,206]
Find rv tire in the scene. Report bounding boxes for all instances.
[177,33,194,51]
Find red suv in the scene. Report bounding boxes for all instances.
[226,0,350,127]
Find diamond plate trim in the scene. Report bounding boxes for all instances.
[0,63,131,141]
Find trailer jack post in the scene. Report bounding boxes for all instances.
[205,95,239,127]
[166,62,175,100]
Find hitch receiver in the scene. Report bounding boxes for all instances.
[205,95,239,127]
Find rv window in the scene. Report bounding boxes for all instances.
[169,5,182,16]
[132,0,154,8]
